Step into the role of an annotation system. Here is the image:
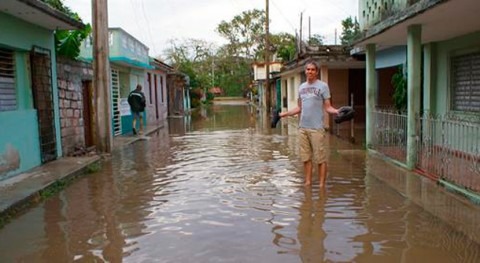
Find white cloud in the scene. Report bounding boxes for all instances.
[63,0,358,57]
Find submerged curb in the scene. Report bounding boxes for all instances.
[0,156,101,228]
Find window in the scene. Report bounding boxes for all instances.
[451,52,480,112]
[0,48,16,111]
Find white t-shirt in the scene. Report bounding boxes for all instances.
[298,79,331,129]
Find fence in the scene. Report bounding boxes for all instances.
[416,113,480,192]
[371,108,408,163]
[372,107,480,192]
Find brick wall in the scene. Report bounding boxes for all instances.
[56,57,93,156]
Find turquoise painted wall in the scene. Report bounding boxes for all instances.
[0,12,62,178]
[0,110,41,179]
[0,13,52,51]
[112,66,146,135]
[121,113,146,134]
[433,32,480,115]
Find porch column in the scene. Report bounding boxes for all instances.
[406,25,422,169]
[365,44,377,148]
[423,43,433,113]
[320,65,330,129]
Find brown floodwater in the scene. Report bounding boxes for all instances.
[0,104,479,262]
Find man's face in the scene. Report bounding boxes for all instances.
[305,64,318,82]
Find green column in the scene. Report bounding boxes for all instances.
[407,25,422,169]
[366,44,377,148]
[423,43,433,113]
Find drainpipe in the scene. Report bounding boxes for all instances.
[365,44,377,148]
[406,25,422,170]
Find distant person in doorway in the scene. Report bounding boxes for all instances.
[277,60,339,187]
[128,84,146,135]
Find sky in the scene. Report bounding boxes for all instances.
[63,0,358,58]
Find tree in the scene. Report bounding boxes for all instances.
[216,9,266,60]
[41,0,91,59]
[163,38,216,91]
[267,32,296,62]
[340,16,361,45]
[307,34,324,46]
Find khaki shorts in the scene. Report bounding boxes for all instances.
[299,128,327,164]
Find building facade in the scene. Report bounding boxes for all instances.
[0,0,83,180]
[354,0,480,195]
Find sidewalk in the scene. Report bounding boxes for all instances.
[0,123,164,224]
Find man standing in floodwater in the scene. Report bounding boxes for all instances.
[128,84,146,135]
[277,60,339,187]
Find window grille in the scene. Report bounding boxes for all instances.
[0,48,16,111]
[451,52,480,112]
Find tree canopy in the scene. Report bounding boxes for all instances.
[340,16,361,45]
[216,9,266,60]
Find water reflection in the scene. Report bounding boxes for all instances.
[297,188,326,262]
[0,105,479,262]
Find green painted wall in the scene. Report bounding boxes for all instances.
[0,12,62,178]
[433,31,480,115]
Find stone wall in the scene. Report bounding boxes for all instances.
[56,57,93,156]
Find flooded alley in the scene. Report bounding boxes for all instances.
[1,104,480,263]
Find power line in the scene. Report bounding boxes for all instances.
[140,0,158,55]
[270,0,296,32]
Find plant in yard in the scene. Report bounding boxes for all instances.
[391,65,407,112]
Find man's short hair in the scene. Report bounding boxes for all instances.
[304,60,319,71]
[136,84,142,90]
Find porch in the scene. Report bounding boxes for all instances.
[372,108,480,195]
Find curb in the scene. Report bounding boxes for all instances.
[0,156,101,228]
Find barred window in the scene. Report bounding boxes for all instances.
[0,47,16,111]
[451,52,480,112]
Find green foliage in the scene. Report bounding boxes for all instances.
[340,16,361,45]
[55,24,91,59]
[216,9,266,60]
[307,34,324,46]
[86,161,101,173]
[206,92,215,101]
[163,38,214,90]
[269,32,296,62]
[391,66,407,111]
[41,0,80,20]
[41,0,90,59]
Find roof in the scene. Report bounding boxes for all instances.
[0,0,84,30]
[354,0,480,48]
[278,44,365,76]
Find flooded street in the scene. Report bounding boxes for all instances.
[1,104,480,262]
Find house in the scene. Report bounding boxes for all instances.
[209,87,224,96]
[0,0,84,180]
[277,45,365,133]
[80,27,155,136]
[167,72,191,118]
[251,61,283,111]
[146,58,172,127]
[353,0,480,194]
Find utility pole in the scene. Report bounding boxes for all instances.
[308,16,311,41]
[92,0,112,153]
[265,0,270,113]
